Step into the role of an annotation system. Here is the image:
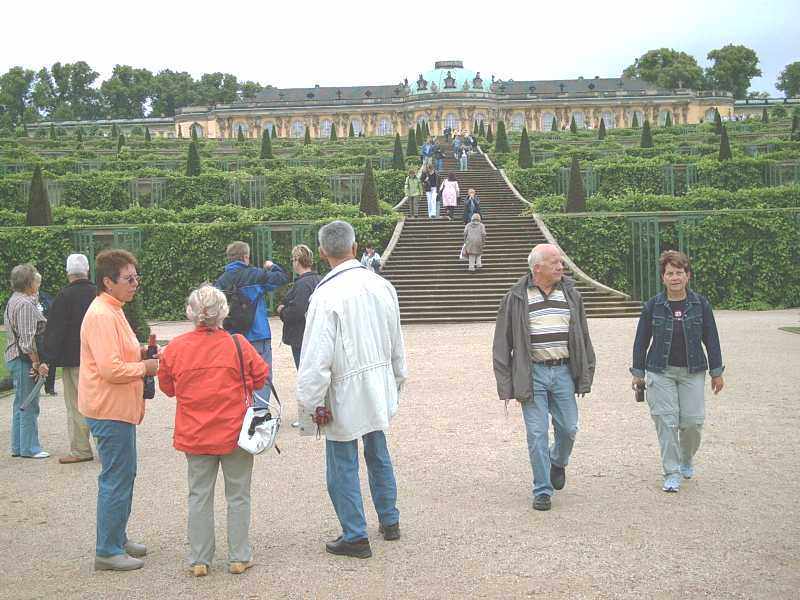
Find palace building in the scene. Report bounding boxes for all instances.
[174,60,735,140]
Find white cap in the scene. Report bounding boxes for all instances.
[66,253,90,276]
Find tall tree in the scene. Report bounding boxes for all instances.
[415,121,422,143]
[237,125,245,142]
[776,61,800,98]
[631,112,640,128]
[32,61,101,120]
[191,123,198,141]
[791,113,800,141]
[26,166,52,225]
[518,126,532,168]
[260,129,273,159]
[598,118,607,140]
[0,66,35,127]
[150,70,197,117]
[762,107,769,123]
[186,141,201,176]
[719,125,732,160]
[303,126,311,145]
[565,156,586,213]
[623,48,704,89]
[117,133,125,153]
[392,133,405,169]
[329,122,338,141]
[478,120,485,137]
[177,124,183,139]
[76,126,83,142]
[640,119,654,148]
[144,127,151,143]
[551,117,559,132]
[197,72,239,104]
[569,115,578,134]
[359,160,381,215]
[100,64,154,118]
[706,44,762,99]
[495,120,510,153]
[406,128,417,156]
[714,108,723,134]
[349,122,355,138]
[238,80,263,101]
[49,123,57,139]
[487,123,494,143]
[111,123,118,139]
[664,112,673,127]
[473,119,479,133]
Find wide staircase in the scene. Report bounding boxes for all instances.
[382,145,642,323]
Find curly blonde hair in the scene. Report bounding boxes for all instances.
[291,244,314,269]
[185,284,229,328]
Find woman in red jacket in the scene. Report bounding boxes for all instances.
[158,285,268,577]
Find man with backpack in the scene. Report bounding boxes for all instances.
[215,241,289,406]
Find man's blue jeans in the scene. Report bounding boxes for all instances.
[520,364,578,497]
[325,430,399,542]
[250,338,272,408]
[85,418,137,557]
[7,357,42,457]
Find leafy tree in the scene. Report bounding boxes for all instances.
[186,141,201,176]
[631,112,639,128]
[551,117,559,132]
[486,124,494,143]
[359,160,381,215]
[623,48,704,89]
[706,44,762,99]
[49,123,57,139]
[392,133,405,169]
[144,127,151,143]
[518,126,532,168]
[771,105,787,118]
[150,70,197,117]
[776,61,800,98]
[719,125,732,160]
[349,122,355,138]
[495,120,510,153]
[478,120,485,137]
[565,156,586,213]
[664,112,673,127]
[26,166,52,225]
[598,118,606,140]
[238,125,245,142]
[762,107,769,123]
[117,134,125,153]
[640,119,654,148]
[406,128,417,156]
[569,115,578,134]
[100,64,154,118]
[260,129,273,159]
[714,108,723,134]
[238,80,263,101]
[196,72,239,104]
[329,122,338,141]
[32,61,101,120]
[303,126,311,145]
[0,66,35,127]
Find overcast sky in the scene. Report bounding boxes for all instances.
[1,0,798,96]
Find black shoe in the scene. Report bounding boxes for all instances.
[325,536,372,559]
[551,464,566,491]
[533,494,552,511]
[379,522,401,541]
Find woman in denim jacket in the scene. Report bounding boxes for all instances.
[630,251,725,493]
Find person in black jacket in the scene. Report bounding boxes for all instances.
[42,254,97,464]
[277,245,322,368]
[422,165,440,219]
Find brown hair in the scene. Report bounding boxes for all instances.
[447,172,456,181]
[659,250,691,275]
[291,244,314,269]
[96,249,138,294]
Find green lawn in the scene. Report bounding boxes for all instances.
[779,326,800,335]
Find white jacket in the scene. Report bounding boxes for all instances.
[296,259,407,442]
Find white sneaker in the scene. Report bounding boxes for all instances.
[662,474,681,492]
[31,451,50,459]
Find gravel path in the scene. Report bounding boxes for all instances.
[1,310,798,599]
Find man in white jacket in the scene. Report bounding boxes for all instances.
[297,220,407,559]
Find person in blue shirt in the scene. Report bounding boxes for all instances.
[215,241,289,405]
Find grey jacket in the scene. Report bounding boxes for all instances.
[492,274,596,400]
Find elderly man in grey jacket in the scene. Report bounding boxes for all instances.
[297,220,407,559]
[492,244,595,512]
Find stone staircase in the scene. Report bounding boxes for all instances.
[382,147,641,323]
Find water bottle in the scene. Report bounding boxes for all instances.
[143,334,158,399]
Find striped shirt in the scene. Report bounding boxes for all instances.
[3,292,47,362]
[527,284,570,362]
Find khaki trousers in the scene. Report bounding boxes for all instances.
[186,448,254,566]
[62,367,93,459]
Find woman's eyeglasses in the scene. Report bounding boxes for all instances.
[118,274,141,285]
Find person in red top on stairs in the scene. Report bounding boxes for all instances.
[157,284,268,576]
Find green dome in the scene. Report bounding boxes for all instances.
[411,61,491,94]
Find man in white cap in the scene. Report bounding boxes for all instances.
[43,254,97,463]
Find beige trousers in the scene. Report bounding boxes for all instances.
[62,367,93,459]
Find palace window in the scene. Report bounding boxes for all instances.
[320,119,333,137]
[704,108,717,122]
[350,119,363,135]
[601,111,615,129]
[571,112,586,128]
[511,113,525,132]
[291,121,305,138]
[473,113,487,128]
[235,123,249,137]
[627,110,645,126]
[541,112,556,131]
[377,118,393,136]
[417,116,429,127]
[444,113,458,131]
[659,110,672,126]
[191,123,204,138]
[264,122,275,136]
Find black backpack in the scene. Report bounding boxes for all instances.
[222,269,258,335]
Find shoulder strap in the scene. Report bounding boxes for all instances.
[230,333,250,407]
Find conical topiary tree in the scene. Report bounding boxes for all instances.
[631,112,640,129]
[392,133,405,169]
[415,122,422,143]
[473,119,479,134]
[330,123,338,141]
[359,160,381,215]
[478,120,485,137]
[792,114,800,141]
[762,107,769,123]
[349,122,355,138]
[664,112,673,127]
[570,115,578,134]
[719,125,732,160]
[495,121,510,153]
[518,126,532,168]
[406,128,417,156]
[486,124,493,143]
[260,129,273,159]
[303,126,311,145]
[714,108,722,134]
[117,134,125,153]
[177,125,183,139]
[598,118,607,140]
[237,125,245,142]
[271,125,278,139]
[76,127,84,143]
[49,123,57,139]
[423,121,430,138]
[191,124,198,141]
[551,117,559,132]
[566,156,586,213]
[144,127,151,143]
[640,119,654,148]
[111,123,118,139]
[186,140,202,176]
[26,165,52,225]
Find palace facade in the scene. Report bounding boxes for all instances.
[174,61,735,140]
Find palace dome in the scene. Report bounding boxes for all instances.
[410,61,491,94]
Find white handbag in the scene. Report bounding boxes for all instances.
[231,334,282,455]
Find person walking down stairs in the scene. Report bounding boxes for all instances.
[422,164,439,219]
[463,214,486,272]
[404,168,423,218]
[458,145,469,171]
[439,173,460,220]
[463,189,481,224]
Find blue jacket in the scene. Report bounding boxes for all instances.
[215,261,289,342]
[631,289,724,378]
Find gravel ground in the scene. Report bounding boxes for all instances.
[1,310,798,600]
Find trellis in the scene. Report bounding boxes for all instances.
[329,174,363,204]
[555,167,598,196]
[227,176,268,208]
[128,177,167,207]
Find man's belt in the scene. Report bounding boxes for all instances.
[534,358,570,367]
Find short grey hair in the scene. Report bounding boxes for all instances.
[185,284,229,329]
[66,253,90,276]
[318,220,356,259]
[10,264,39,292]
[226,241,250,262]
[527,246,551,270]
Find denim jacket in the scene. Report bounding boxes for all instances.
[631,289,724,378]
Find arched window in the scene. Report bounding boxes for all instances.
[627,110,645,127]
[541,112,556,131]
[320,119,333,137]
[511,113,525,132]
[417,115,429,127]
[377,118,393,136]
[601,111,615,129]
[473,113,487,128]
[704,108,717,122]
[659,110,672,126]
[191,123,204,138]
[444,113,459,131]
[234,123,249,137]
[291,121,305,138]
[264,122,275,136]
[350,119,363,135]
[571,112,586,128]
